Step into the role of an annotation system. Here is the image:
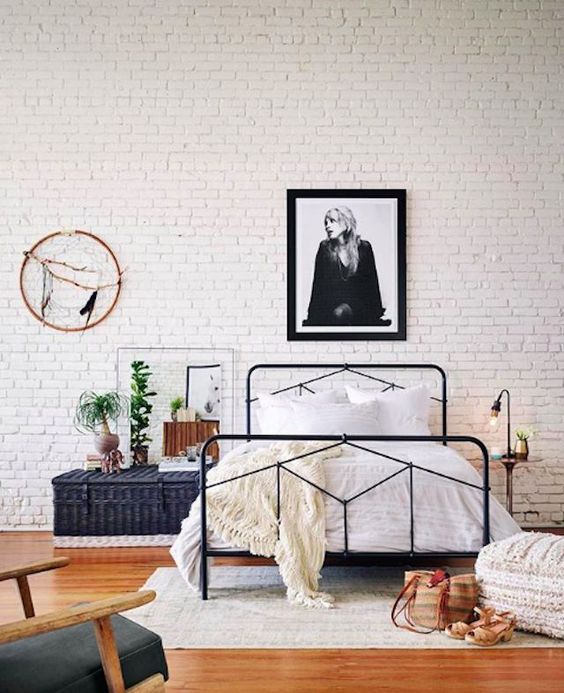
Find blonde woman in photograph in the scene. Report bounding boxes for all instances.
[303,206,391,327]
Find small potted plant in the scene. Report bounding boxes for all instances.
[130,360,156,465]
[75,391,129,458]
[515,427,535,460]
[170,396,184,422]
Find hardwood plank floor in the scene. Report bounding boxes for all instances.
[1,531,563,692]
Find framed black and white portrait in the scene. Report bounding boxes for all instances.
[287,189,406,341]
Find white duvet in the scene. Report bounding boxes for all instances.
[171,441,520,590]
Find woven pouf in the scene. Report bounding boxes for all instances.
[476,531,564,639]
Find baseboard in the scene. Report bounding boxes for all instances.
[53,534,176,547]
[0,527,52,532]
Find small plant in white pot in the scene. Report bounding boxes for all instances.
[75,391,129,458]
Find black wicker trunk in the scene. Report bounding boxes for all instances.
[52,467,199,536]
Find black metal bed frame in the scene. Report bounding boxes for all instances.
[198,363,490,600]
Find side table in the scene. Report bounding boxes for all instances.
[499,457,536,516]
[469,455,536,517]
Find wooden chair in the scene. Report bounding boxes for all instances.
[0,557,167,692]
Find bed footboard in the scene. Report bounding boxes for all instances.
[198,433,490,601]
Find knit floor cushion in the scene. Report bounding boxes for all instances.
[476,531,564,640]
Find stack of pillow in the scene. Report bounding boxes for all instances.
[254,384,431,437]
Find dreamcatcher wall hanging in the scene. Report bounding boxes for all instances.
[19,230,123,332]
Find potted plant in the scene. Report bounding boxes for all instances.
[515,427,535,460]
[170,396,184,422]
[130,360,156,465]
[75,391,129,457]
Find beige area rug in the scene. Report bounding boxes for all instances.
[128,566,564,649]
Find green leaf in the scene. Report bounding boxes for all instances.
[74,391,129,434]
[130,359,156,452]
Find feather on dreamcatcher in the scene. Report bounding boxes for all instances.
[40,264,53,318]
[79,290,98,328]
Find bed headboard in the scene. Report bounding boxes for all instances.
[245,363,447,440]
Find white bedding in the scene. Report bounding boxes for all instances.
[171,441,520,590]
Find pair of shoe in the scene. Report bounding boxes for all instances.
[446,607,516,647]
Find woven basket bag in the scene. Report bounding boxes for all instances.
[392,569,479,634]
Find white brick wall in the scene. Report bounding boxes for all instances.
[1,0,563,529]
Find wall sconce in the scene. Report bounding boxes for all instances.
[489,389,515,460]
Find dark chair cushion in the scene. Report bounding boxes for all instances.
[0,613,168,693]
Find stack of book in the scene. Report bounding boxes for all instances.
[84,453,102,471]
[158,457,199,473]
[158,456,214,473]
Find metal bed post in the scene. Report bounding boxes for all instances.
[409,464,414,555]
[438,364,448,446]
[343,501,349,557]
[342,433,349,557]
[480,442,491,546]
[245,366,254,437]
[276,462,281,540]
[199,440,210,601]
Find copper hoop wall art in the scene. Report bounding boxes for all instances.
[19,230,123,332]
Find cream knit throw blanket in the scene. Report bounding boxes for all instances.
[205,442,342,608]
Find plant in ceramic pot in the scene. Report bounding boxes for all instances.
[515,427,536,460]
[170,396,184,422]
[75,391,129,457]
[130,360,156,465]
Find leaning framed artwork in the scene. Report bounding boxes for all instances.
[185,364,222,421]
[287,189,406,341]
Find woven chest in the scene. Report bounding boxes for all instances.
[52,467,199,538]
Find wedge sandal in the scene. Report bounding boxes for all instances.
[445,606,496,640]
[464,615,516,647]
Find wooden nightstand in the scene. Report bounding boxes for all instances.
[162,420,220,460]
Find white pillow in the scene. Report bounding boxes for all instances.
[290,400,381,436]
[255,389,341,435]
[345,384,431,436]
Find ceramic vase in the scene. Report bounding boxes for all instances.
[94,432,120,456]
[514,438,529,460]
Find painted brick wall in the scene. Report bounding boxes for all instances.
[1,0,563,529]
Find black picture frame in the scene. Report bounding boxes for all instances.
[287,189,406,341]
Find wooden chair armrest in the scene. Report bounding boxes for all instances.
[0,557,70,582]
[0,590,155,645]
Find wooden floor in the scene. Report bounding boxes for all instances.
[1,532,563,692]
